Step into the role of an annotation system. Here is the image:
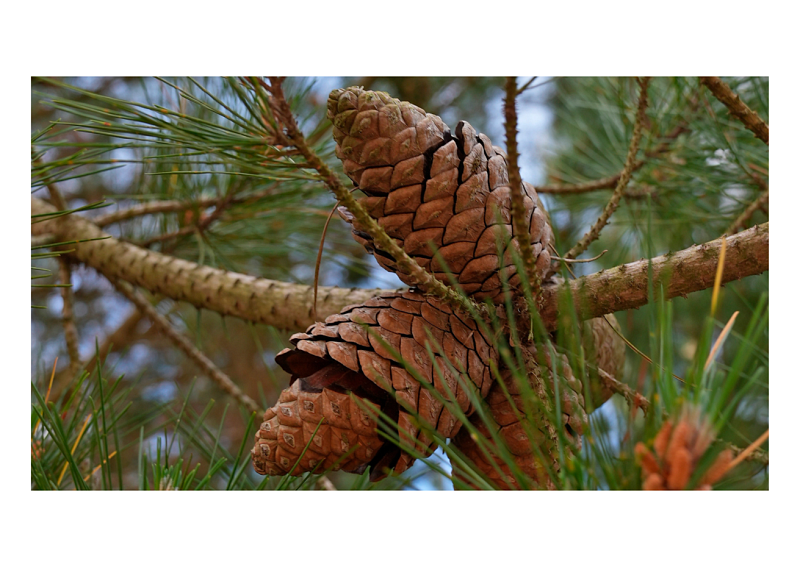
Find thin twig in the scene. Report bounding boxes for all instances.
[537,119,690,195]
[263,77,480,317]
[46,182,82,378]
[110,278,261,415]
[726,189,769,235]
[57,258,82,377]
[94,187,276,228]
[565,77,651,260]
[504,77,543,307]
[136,192,233,248]
[598,368,769,466]
[700,77,769,145]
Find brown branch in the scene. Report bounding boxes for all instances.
[111,278,261,415]
[57,258,82,377]
[32,197,768,335]
[565,78,651,260]
[538,222,768,331]
[32,196,385,331]
[262,78,480,318]
[536,119,689,195]
[94,187,278,228]
[45,182,82,377]
[726,189,769,236]
[504,77,542,305]
[700,77,769,145]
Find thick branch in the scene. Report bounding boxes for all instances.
[33,197,768,334]
[32,197,384,330]
[538,223,769,329]
[700,77,769,145]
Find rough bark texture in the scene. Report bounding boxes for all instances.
[32,197,769,335]
[700,77,769,145]
[538,223,769,329]
[32,197,385,331]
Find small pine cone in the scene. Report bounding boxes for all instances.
[327,87,555,301]
[252,289,501,480]
[635,405,733,490]
[451,348,586,490]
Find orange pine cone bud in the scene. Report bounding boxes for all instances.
[639,405,730,490]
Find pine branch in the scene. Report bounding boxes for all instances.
[700,77,769,145]
[94,187,276,228]
[504,77,542,307]
[32,196,384,331]
[45,181,82,377]
[538,222,768,330]
[57,257,82,377]
[564,77,651,260]
[726,189,769,235]
[262,78,480,317]
[111,278,261,415]
[32,197,769,334]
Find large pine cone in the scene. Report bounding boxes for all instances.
[327,87,555,300]
[252,290,501,480]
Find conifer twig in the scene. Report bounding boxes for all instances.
[565,78,651,260]
[262,77,480,317]
[504,77,542,307]
[57,257,82,377]
[726,189,769,235]
[45,181,82,378]
[537,119,688,195]
[110,278,261,415]
[700,77,769,145]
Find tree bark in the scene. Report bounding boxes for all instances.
[32,197,386,331]
[32,197,769,333]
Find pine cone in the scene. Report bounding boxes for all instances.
[252,290,501,480]
[327,87,555,300]
[635,405,733,490]
[451,347,588,490]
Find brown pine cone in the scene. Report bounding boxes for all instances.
[327,87,555,300]
[451,346,588,490]
[252,289,501,480]
[635,405,733,490]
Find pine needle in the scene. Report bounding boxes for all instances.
[727,429,769,472]
[704,311,739,370]
[710,236,727,317]
[58,413,92,486]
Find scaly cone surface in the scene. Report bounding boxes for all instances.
[252,290,501,480]
[327,87,555,301]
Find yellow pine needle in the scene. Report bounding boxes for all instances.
[710,237,727,317]
[82,451,118,483]
[727,429,769,472]
[57,413,92,486]
[33,357,58,438]
[704,311,739,370]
